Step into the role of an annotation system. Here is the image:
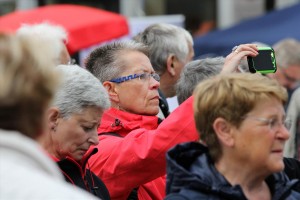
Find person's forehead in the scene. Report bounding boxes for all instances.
[287,64,300,70]
[285,65,300,77]
[121,50,148,59]
[121,51,152,68]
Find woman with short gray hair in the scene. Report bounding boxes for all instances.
[40,64,111,200]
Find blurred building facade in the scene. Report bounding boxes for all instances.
[1,0,299,36]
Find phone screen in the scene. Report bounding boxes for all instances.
[247,47,277,74]
[252,50,275,71]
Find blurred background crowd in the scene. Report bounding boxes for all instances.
[1,0,299,34]
[1,0,299,60]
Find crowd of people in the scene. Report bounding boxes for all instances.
[1,21,300,200]
[0,32,99,200]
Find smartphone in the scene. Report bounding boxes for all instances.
[247,47,277,74]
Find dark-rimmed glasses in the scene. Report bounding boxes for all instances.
[109,73,160,83]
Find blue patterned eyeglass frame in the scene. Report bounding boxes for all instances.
[109,73,160,83]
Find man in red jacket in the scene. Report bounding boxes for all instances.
[85,40,258,200]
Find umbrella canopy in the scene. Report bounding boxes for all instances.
[193,3,300,58]
[0,4,129,54]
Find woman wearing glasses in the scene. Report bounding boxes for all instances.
[165,73,300,199]
[85,41,260,200]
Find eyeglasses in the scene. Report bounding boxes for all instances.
[282,69,300,84]
[109,73,160,83]
[243,115,292,131]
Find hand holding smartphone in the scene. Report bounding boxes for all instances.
[247,47,277,74]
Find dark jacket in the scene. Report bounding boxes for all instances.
[165,142,300,200]
[56,148,110,200]
[284,157,300,180]
[158,89,170,118]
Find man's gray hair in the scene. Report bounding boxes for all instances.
[52,65,110,118]
[176,57,224,104]
[273,38,300,69]
[85,40,149,83]
[133,23,193,75]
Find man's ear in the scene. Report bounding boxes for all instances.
[213,117,235,147]
[47,107,60,131]
[103,81,120,103]
[166,54,176,76]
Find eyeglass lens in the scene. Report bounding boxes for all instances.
[139,73,160,82]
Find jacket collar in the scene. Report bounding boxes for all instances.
[51,147,98,171]
[98,108,159,136]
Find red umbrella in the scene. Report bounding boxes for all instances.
[0,4,129,54]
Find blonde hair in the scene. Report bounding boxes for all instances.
[16,22,68,65]
[193,73,287,161]
[0,33,59,139]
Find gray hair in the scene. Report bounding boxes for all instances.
[52,65,110,118]
[176,57,224,104]
[273,38,300,69]
[85,40,149,83]
[16,22,68,65]
[133,23,193,75]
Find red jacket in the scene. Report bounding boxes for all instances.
[89,96,199,200]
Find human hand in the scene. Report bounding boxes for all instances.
[221,44,258,73]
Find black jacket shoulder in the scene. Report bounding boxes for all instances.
[57,150,110,200]
[284,157,300,180]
